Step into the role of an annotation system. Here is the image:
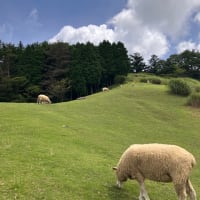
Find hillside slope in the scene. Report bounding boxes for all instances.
[0,83,199,199]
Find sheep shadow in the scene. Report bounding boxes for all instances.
[107,184,138,200]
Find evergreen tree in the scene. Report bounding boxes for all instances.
[130,52,146,73]
[69,42,102,98]
[15,42,46,84]
[42,42,71,102]
[0,43,17,78]
[147,55,160,73]
[69,44,87,98]
[98,40,116,86]
[112,42,130,76]
[179,50,200,79]
[163,54,180,75]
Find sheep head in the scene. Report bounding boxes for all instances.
[113,166,123,188]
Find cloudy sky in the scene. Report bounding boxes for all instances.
[1,0,200,61]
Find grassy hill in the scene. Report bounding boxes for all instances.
[0,79,200,199]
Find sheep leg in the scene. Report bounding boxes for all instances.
[186,179,196,200]
[138,182,150,200]
[174,184,187,200]
[136,175,150,200]
[116,180,122,188]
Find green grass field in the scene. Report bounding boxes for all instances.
[0,79,200,199]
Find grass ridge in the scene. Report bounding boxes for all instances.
[0,81,199,199]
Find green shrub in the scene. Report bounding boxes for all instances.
[150,78,162,84]
[140,78,149,83]
[187,92,200,107]
[168,79,191,96]
[195,86,200,93]
[140,77,161,84]
[114,75,126,84]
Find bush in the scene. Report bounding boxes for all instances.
[187,93,200,107]
[195,86,200,93]
[150,78,162,84]
[140,78,149,83]
[139,77,161,84]
[168,79,191,96]
[114,75,126,84]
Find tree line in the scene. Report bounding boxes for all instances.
[0,40,129,102]
[0,39,200,103]
[130,51,200,79]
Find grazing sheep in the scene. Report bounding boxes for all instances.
[102,87,109,92]
[113,144,196,200]
[37,94,52,104]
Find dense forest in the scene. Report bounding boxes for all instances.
[0,40,129,102]
[0,40,200,102]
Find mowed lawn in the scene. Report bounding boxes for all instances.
[0,82,200,199]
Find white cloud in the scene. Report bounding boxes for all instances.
[26,8,42,27]
[29,9,39,21]
[176,40,200,53]
[49,0,200,61]
[0,23,14,41]
[130,30,169,60]
[109,5,169,60]
[49,24,115,45]
[0,24,6,33]
[127,0,200,38]
[194,12,200,24]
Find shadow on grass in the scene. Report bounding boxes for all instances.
[106,184,138,200]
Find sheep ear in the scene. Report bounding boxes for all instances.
[112,167,117,171]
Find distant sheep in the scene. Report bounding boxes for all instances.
[102,87,109,92]
[37,94,52,104]
[113,144,196,200]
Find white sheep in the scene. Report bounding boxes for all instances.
[102,87,109,92]
[113,143,196,200]
[37,94,52,104]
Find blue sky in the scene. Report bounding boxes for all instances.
[0,0,126,44]
[0,0,200,61]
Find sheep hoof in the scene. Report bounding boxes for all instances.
[116,181,122,188]
[139,193,151,200]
